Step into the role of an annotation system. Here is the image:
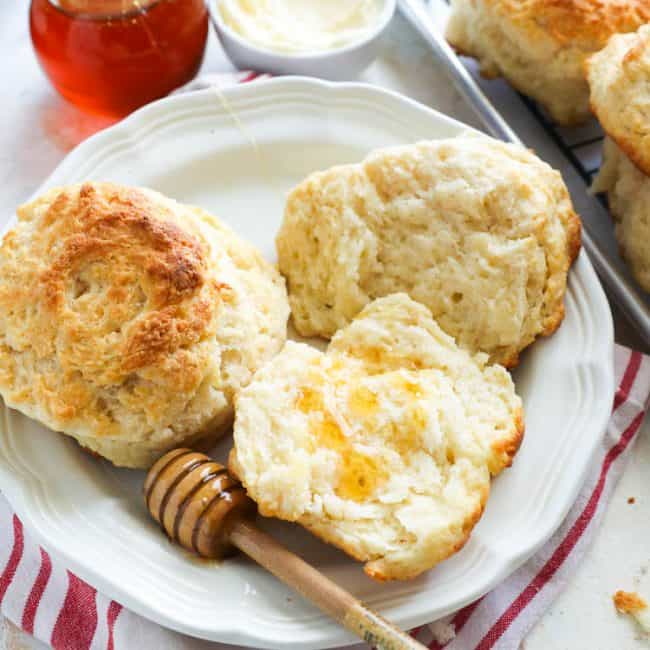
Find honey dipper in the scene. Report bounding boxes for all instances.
[144,448,427,650]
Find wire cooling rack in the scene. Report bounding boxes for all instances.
[520,98,605,187]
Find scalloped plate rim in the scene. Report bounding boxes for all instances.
[0,77,614,649]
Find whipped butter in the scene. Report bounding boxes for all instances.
[218,0,385,54]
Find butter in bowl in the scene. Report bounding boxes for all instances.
[210,0,396,79]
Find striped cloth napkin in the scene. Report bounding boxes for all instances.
[0,343,647,650]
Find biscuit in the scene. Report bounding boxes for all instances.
[446,0,650,125]
[587,24,650,176]
[0,183,289,468]
[592,138,650,291]
[230,294,524,581]
[276,137,580,367]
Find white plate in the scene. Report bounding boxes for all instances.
[0,78,614,649]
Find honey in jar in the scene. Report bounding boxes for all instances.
[30,0,209,117]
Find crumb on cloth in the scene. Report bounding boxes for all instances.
[428,619,456,645]
[614,590,650,636]
[614,590,647,615]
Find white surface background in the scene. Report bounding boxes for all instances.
[0,4,649,650]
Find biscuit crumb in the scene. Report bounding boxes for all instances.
[429,620,456,645]
[628,497,636,504]
[614,590,647,614]
[614,590,650,636]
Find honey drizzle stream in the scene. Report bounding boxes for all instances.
[207,83,276,191]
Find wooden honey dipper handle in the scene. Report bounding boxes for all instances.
[230,519,426,649]
[145,449,426,650]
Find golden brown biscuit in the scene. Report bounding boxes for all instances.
[592,138,650,291]
[231,294,524,580]
[277,137,580,367]
[587,24,650,176]
[0,182,289,467]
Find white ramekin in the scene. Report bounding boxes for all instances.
[210,0,397,80]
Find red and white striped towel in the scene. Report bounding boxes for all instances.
[1,343,648,650]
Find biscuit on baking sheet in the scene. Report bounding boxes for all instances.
[446,0,650,125]
[592,138,650,291]
[0,182,289,468]
[276,137,580,368]
[230,294,524,581]
[587,24,650,177]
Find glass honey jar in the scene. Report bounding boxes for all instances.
[30,0,209,117]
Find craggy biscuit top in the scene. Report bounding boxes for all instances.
[231,294,524,580]
[0,182,289,467]
[487,0,650,47]
[6,183,219,394]
[446,0,650,124]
